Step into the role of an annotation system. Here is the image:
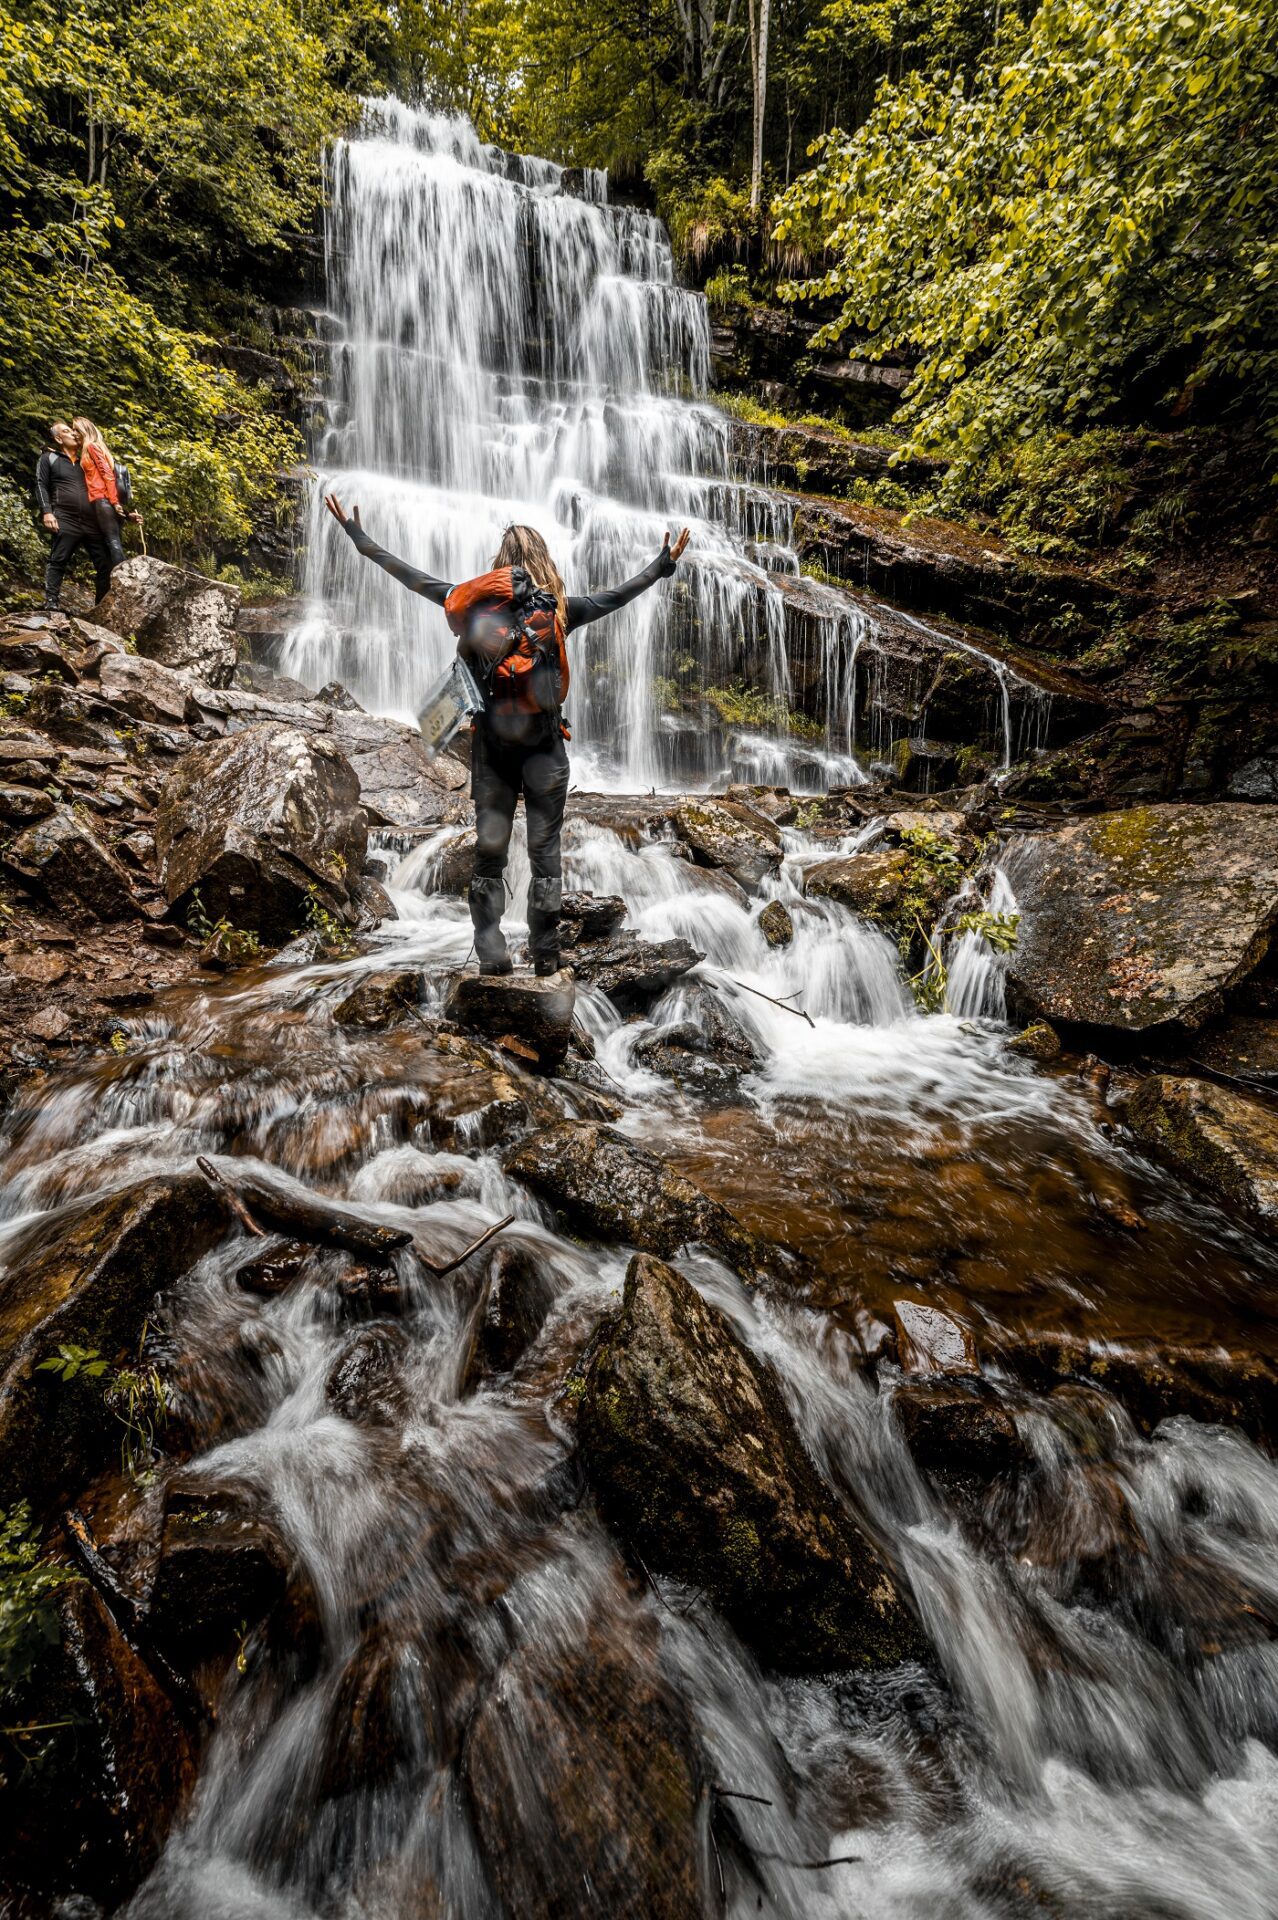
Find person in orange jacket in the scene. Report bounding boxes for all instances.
[72,417,140,581]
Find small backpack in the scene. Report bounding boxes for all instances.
[444,566,569,722]
[113,461,133,511]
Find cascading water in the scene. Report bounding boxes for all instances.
[284,102,1049,791]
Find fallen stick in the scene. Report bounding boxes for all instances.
[62,1508,209,1730]
[709,975,815,1028]
[196,1154,266,1236]
[418,1213,516,1279]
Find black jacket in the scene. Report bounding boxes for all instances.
[340,518,676,631]
[36,449,92,522]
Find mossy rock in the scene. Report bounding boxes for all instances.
[578,1252,925,1674]
[0,1174,226,1515]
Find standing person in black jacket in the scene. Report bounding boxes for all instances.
[36,422,112,610]
[323,495,689,974]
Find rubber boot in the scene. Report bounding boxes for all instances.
[528,874,562,978]
[468,874,511,975]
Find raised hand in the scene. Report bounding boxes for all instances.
[324,493,362,530]
[663,526,691,563]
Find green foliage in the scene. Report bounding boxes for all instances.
[301,883,355,951]
[187,885,263,961]
[0,1504,79,1700]
[0,0,343,561]
[775,0,1278,481]
[702,681,822,740]
[704,266,755,311]
[955,907,1019,953]
[36,1344,109,1383]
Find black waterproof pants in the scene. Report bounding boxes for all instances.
[44,516,113,607]
[92,498,127,570]
[469,720,569,970]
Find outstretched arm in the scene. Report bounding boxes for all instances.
[323,493,453,607]
[565,527,690,630]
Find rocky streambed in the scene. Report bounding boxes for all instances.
[3,565,1278,1918]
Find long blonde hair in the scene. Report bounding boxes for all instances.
[494,524,567,629]
[72,416,114,466]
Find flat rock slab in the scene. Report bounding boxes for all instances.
[504,1120,799,1289]
[670,797,783,892]
[1004,804,1278,1032]
[1125,1074,1278,1238]
[446,969,576,1070]
[578,1252,923,1672]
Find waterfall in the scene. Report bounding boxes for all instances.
[283,102,870,789]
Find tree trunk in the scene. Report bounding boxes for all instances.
[750,0,770,212]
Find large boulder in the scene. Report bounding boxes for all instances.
[94,555,240,685]
[465,1610,704,1920]
[5,806,144,924]
[671,796,783,892]
[1004,805,1278,1032]
[578,1253,923,1672]
[156,723,368,942]
[1124,1074,1278,1237]
[505,1121,798,1289]
[0,1175,226,1513]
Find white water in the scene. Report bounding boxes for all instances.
[285,102,1052,788]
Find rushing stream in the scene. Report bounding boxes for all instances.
[2,102,1277,1920]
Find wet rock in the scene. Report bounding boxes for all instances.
[5,806,144,924]
[333,968,425,1030]
[804,847,946,943]
[324,708,472,834]
[1125,1074,1278,1237]
[1004,804,1278,1032]
[445,968,576,1071]
[671,796,783,892]
[0,628,79,683]
[889,737,962,792]
[1009,1019,1061,1060]
[1189,1016,1278,1088]
[93,651,200,727]
[336,1264,406,1314]
[94,556,240,685]
[579,1252,922,1671]
[893,1300,979,1376]
[26,1004,73,1043]
[234,1239,311,1295]
[0,1174,225,1513]
[326,1323,410,1425]
[466,1612,704,1920]
[463,1243,556,1383]
[156,723,368,942]
[148,1478,295,1659]
[634,984,763,1097]
[560,889,626,943]
[0,1581,198,1913]
[198,923,266,970]
[6,947,70,984]
[424,828,476,893]
[566,932,703,1011]
[1003,1333,1278,1443]
[505,1121,797,1289]
[0,783,56,824]
[758,899,793,946]
[893,1378,1026,1497]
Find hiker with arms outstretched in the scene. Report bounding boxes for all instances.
[323,498,689,976]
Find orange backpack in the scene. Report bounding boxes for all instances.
[444,566,569,722]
